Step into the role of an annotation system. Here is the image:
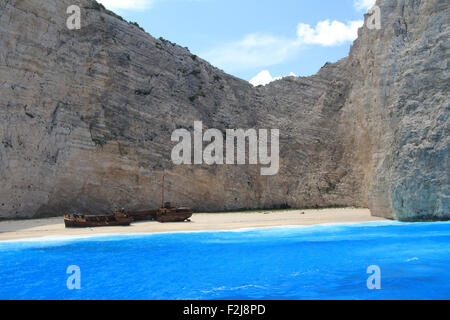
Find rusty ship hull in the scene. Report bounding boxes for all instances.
[64,213,133,228]
[126,210,158,221]
[155,206,193,223]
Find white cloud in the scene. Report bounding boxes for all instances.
[354,0,377,11]
[250,70,281,86]
[297,20,363,46]
[204,19,363,73]
[97,0,156,10]
[249,70,296,86]
[204,33,300,73]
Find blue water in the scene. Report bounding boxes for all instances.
[0,221,449,300]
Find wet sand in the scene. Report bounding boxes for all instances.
[0,208,387,241]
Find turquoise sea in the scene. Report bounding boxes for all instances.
[0,221,449,300]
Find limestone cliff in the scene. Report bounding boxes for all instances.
[341,0,449,220]
[0,0,448,220]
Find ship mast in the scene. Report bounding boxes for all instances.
[161,171,165,208]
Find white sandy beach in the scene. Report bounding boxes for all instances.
[0,208,387,241]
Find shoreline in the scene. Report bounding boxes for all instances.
[0,208,387,241]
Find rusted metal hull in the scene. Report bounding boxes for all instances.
[156,207,193,223]
[127,210,158,221]
[64,214,133,228]
[64,204,193,226]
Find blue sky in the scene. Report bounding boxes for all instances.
[98,0,376,85]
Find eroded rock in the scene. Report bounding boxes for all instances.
[0,0,448,220]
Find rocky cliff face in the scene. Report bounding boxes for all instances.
[341,0,449,220]
[0,0,448,220]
